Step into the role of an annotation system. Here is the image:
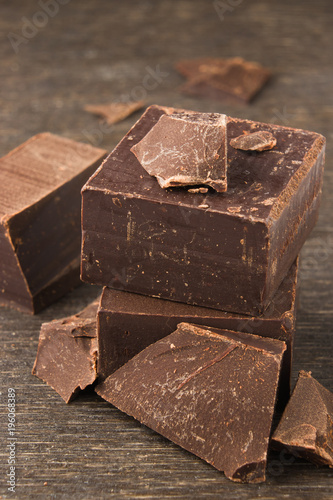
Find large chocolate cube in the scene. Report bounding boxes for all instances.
[0,133,106,313]
[81,105,325,315]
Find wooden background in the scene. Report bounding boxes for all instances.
[0,0,332,498]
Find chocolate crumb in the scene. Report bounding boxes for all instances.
[230,131,277,152]
[188,187,209,194]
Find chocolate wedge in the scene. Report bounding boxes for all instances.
[96,323,286,483]
[272,371,333,467]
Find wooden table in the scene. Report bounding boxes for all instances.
[1,0,332,498]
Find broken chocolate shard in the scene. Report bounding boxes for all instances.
[230,131,277,152]
[130,110,227,192]
[176,57,271,102]
[81,105,325,316]
[32,299,99,403]
[271,371,333,467]
[0,133,107,314]
[96,323,286,483]
[84,100,145,125]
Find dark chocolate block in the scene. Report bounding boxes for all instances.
[96,323,286,483]
[271,371,333,467]
[175,57,271,102]
[0,133,106,313]
[97,258,299,403]
[32,299,99,403]
[81,105,325,315]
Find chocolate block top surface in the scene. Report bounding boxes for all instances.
[100,257,298,322]
[83,105,325,225]
[96,323,286,482]
[0,132,106,220]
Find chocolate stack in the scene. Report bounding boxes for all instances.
[81,105,325,396]
[34,105,327,482]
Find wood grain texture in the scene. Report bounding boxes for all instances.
[0,0,332,498]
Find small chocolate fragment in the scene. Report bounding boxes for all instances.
[0,133,107,313]
[188,187,209,194]
[81,105,325,316]
[97,258,299,406]
[32,299,99,403]
[176,57,271,102]
[84,101,145,125]
[271,371,333,467]
[96,323,286,483]
[230,131,277,152]
[130,110,227,192]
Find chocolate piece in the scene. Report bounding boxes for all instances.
[96,323,286,483]
[84,101,145,125]
[271,371,333,467]
[176,57,271,102]
[81,105,325,315]
[230,131,277,152]
[32,299,99,403]
[188,187,208,194]
[130,111,227,191]
[0,133,106,313]
[98,258,299,404]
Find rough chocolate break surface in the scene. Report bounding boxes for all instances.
[272,370,333,467]
[96,323,286,483]
[32,299,99,403]
[131,110,227,191]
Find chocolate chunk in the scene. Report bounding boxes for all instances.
[176,57,271,102]
[130,111,227,191]
[230,131,277,151]
[271,371,333,467]
[96,323,286,483]
[0,133,106,313]
[81,105,325,315]
[32,299,99,403]
[97,258,299,406]
[84,100,145,125]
